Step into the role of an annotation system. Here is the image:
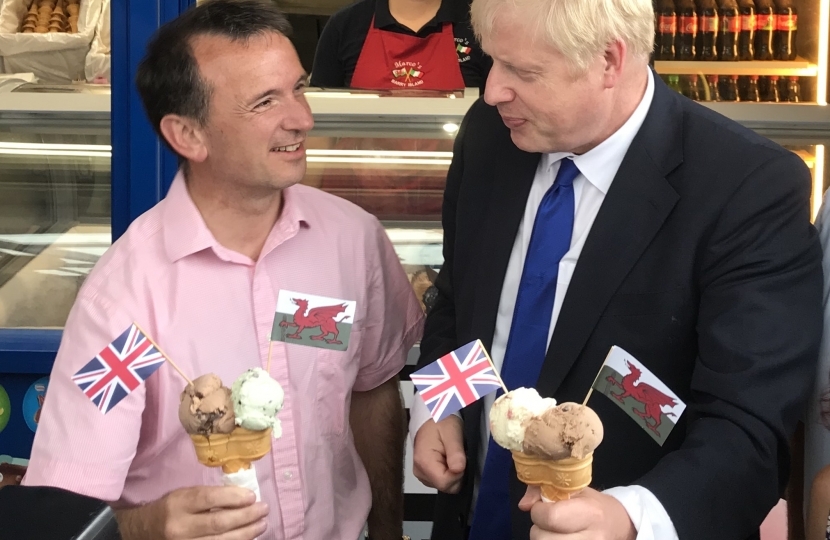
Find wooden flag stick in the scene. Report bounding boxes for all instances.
[583,347,614,406]
[478,340,509,394]
[132,321,192,386]
[266,340,274,374]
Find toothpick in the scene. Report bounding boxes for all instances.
[583,347,614,406]
[478,339,509,394]
[266,340,274,374]
[583,388,595,406]
[132,321,192,386]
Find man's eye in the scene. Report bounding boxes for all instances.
[505,63,535,81]
[255,99,272,109]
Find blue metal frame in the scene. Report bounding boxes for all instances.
[112,0,195,242]
[0,0,195,372]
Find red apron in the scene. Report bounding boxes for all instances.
[313,16,463,220]
[350,16,465,90]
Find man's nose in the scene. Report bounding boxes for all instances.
[483,66,514,106]
[285,96,314,133]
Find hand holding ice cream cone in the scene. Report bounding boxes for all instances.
[518,485,637,540]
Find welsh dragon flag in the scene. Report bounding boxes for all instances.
[592,346,686,445]
[272,290,356,352]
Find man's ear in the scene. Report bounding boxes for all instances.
[158,114,208,163]
[602,39,627,88]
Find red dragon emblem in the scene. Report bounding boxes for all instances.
[279,298,350,345]
[606,360,677,435]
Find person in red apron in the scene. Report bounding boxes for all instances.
[311,0,488,91]
[351,18,464,90]
[308,0,489,220]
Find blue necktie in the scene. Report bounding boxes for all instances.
[468,158,579,540]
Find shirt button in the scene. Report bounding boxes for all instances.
[283,470,293,480]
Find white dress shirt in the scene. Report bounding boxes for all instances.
[410,68,678,540]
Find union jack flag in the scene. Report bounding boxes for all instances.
[72,324,166,414]
[411,340,503,422]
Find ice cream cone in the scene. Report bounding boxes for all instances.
[189,426,272,474]
[512,450,593,502]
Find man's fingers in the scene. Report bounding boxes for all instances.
[437,417,466,473]
[519,485,542,512]
[529,525,568,540]
[196,517,268,540]
[530,498,598,534]
[412,417,466,493]
[193,503,270,537]
[414,447,464,492]
[442,473,464,494]
[183,486,257,513]
[412,423,444,489]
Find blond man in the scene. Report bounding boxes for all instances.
[409,0,823,538]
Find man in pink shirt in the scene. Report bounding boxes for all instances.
[22,1,423,539]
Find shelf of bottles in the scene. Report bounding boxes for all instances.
[661,71,804,101]
[654,0,829,104]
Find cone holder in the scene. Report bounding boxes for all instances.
[512,451,594,502]
[190,427,272,474]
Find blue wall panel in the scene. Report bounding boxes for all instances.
[112,0,195,242]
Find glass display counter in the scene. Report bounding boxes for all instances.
[1,88,830,329]
[0,90,110,329]
[1,84,829,538]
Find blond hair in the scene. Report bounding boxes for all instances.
[471,0,654,75]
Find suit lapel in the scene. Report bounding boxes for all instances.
[463,121,540,482]
[536,77,684,398]
[469,129,540,350]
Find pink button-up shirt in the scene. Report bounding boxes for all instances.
[23,173,424,540]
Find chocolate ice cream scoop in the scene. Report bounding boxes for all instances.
[522,402,604,460]
[179,374,236,435]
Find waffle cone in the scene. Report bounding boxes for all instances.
[511,451,593,502]
[189,427,272,474]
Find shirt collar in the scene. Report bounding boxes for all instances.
[540,67,655,195]
[162,172,217,263]
[162,171,309,264]
[374,0,464,30]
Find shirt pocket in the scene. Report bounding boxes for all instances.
[315,329,361,438]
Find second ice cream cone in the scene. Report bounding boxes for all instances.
[189,426,272,472]
[512,450,593,502]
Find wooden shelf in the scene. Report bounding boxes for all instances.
[793,149,816,168]
[655,58,818,77]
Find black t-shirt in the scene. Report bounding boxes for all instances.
[310,0,491,91]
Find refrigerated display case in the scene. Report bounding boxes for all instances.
[1,87,830,538]
[1,87,829,319]
[0,86,826,335]
[0,89,109,464]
